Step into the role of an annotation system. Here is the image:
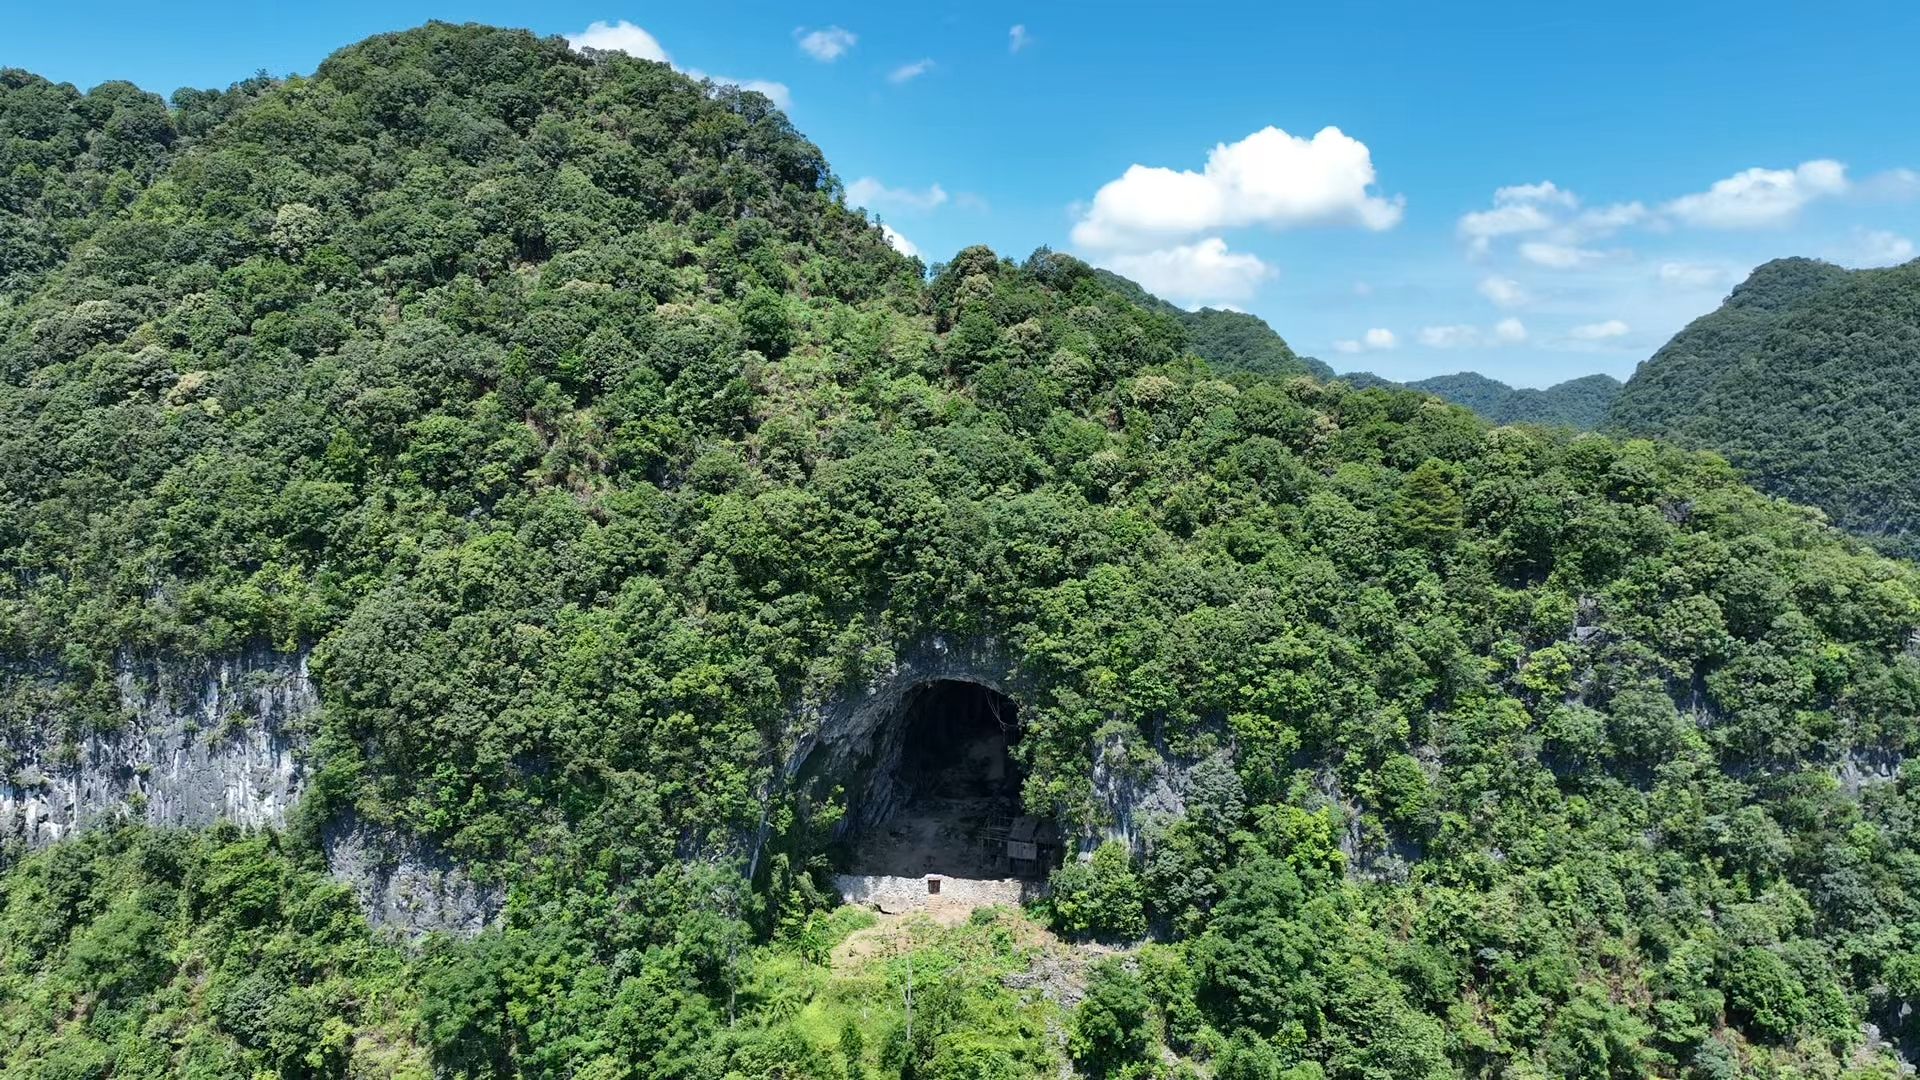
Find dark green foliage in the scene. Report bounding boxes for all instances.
[1070,960,1154,1076]
[1406,371,1624,429]
[1609,256,1920,555]
[2,21,1920,1080]
[1091,267,1333,379]
[1181,308,1335,380]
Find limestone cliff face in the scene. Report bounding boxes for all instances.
[1,649,309,846]
[0,648,498,938]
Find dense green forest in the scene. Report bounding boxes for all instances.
[1407,372,1623,430]
[1609,257,1920,557]
[1088,277,1620,431]
[4,23,1920,1079]
[1092,268,1335,380]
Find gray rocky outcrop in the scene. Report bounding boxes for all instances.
[323,815,505,939]
[0,648,496,938]
[1,648,310,846]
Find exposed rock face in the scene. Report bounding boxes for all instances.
[323,816,504,939]
[1089,730,1189,851]
[1839,747,1906,797]
[0,648,497,938]
[1,649,311,846]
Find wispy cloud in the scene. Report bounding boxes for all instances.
[1418,319,1527,348]
[846,177,949,213]
[795,26,856,62]
[1568,319,1630,341]
[888,58,935,84]
[1009,25,1031,53]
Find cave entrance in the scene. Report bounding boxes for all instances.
[842,680,1055,879]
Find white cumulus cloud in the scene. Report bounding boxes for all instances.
[1334,327,1398,354]
[1664,159,1849,228]
[1009,25,1031,52]
[888,59,935,84]
[846,177,949,213]
[567,20,669,61]
[1478,275,1530,308]
[1569,319,1630,341]
[1520,241,1603,269]
[880,225,920,259]
[1071,125,1403,251]
[1494,317,1528,343]
[567,21,791,109]
[796,26,856,62]
[1100,238,1275,306]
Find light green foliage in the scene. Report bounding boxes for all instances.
[1047,841,1148,941]
[0,827,423,1077]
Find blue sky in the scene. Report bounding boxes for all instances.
[8,2,1920,386]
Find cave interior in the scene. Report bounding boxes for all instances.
[838,679,1055,879]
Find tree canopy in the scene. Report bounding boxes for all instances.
[1609,256,1920,557]
[3,22,1920,1079]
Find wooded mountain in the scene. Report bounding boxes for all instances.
[1090,273,1620,430]
[1408,371,1623,429]
[1608,256,1920,557]
[1091,267,1336,380]
[2,24,1919,1080]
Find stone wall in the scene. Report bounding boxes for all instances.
[833,873,1042,913]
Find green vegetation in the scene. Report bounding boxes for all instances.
[1408,371,1623,430]
[1609,256,1920,556]
[1092,267,1334,379]
[4,21,1920,1079]
[0,826,426,1077]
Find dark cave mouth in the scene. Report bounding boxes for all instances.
[840,680,1057,879]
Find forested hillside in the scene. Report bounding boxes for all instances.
[1091,268,1622,429]
[1091,268,1334,379]
[1409,371,1623,430]
[4,23,1920,1079]
[1609,257,1920,556]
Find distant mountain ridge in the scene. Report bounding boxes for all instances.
[1091,268,1623,428]
[1405,371,1624,429]
[1608,256,1920,556]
